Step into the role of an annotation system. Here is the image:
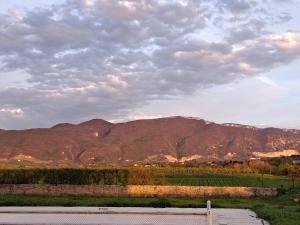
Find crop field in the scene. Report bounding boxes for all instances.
[128,167,299,188]
[0,167,298,188]
[164,173,297,188]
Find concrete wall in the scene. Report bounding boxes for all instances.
[0,184,277,197]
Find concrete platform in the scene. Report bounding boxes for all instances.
[0,207,269,225]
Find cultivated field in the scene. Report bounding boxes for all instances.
[0,167,297,189]
[128,167,298,188]
[164,173,295,188]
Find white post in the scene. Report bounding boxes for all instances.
[207,200,212,225]
[207,200,211,214]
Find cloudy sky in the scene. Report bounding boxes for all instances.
[0,0,300,129]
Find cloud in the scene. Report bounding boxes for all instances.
[109,112,163,123]
[0,108,24,118]
[268,32,300,50]
[0,0,299,129]
[256,76,287,90]
[216,0,254,14]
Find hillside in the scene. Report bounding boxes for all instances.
[0,116,299,166]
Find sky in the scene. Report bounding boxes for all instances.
[0,0,300,130]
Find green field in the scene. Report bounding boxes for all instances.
[128,167,298,188]
[164,173,297,188]
[0,167,298,188]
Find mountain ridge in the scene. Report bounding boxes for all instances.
[0,116,299,166]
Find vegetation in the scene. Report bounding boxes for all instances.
[164,173,296,188]
[0,160,299,224]
[0,168,128,185]
[0,156,299,186]
[0,166,296,188]
[0,188,299,225]
[128,166,299,188]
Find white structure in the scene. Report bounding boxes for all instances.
[207,200,213,225]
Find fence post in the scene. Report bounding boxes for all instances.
[207,200,212,225]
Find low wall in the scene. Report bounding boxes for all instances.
[0,185,277,197]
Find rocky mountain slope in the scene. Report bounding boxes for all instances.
[0,116,300,166]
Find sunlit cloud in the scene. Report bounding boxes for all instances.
[0,108,24,118]
[0,0,299,129]
[256,76,288,90]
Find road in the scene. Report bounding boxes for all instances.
[0,207,268,225]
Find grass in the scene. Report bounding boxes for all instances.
[164,173,297,188]
[0,167,297,189]
[127,167,298,188]
[0,188,300,225]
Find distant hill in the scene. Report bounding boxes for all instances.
[0,116,299,166]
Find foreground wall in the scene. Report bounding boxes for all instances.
[0,184,277,197]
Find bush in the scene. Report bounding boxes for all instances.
[149,198,171,208]
[0,168,128,185]
[277,187,287,195]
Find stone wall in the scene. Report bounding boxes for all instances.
[0,184,277,197]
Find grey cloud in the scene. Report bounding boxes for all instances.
[226,28,258,43]
[216,0,254,14]
[225,19,266,43]
[277,13,293,23]
[0,0,299,129]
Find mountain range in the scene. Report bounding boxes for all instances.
[0,116,300,166]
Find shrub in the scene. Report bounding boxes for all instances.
[149,198,171,208]
[0,168,128,185]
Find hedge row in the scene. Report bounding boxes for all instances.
[0,168,128,185]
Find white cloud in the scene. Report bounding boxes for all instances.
[110,112,163,123]
[0,0,299,129]
[0,108,24,118]
[256,76,287,90]
[268,32,300,49]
